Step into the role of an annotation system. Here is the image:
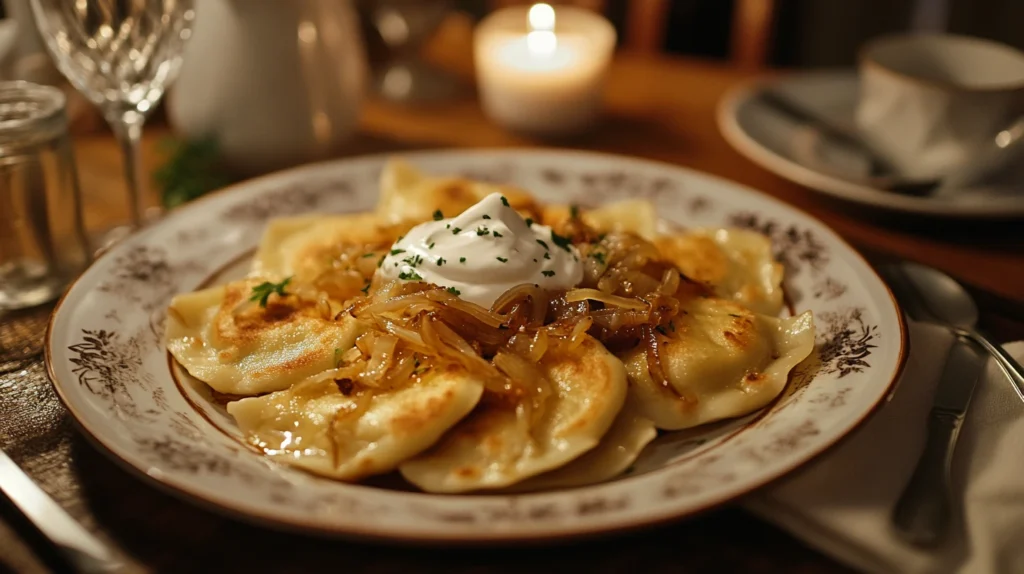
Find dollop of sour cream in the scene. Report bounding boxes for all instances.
[378,193,583,308]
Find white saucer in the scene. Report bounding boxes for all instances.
[717,70,1024,218]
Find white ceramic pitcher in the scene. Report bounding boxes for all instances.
[166,0,368,174]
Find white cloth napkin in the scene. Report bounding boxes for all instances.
[744,322,1024,574]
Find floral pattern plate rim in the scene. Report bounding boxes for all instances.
[45,149,907,543]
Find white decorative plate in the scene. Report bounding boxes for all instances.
[717,70,1024,218]
[46,150,906,542]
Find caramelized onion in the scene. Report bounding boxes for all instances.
[425,290,504,328]
[642,325,671,390]
[491,283,549,327]
[429,317,498,376]
[568,316,593,350]
[565,288,650,310]
[361,333,398,384]
[371,315,433,354]
[658,268,681,296]
[353,291,434,317]
[284,225,706,422]
[386,351,419,386]
[528,328,550,362]
[494,351,552,428]
[433,307,510,346]
[590,308,651,331]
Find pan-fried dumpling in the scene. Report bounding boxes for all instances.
[622,297,814,430]
[655,228,784,315]
[399,335,628,493]
[541,199,659,241]
[508,399,656,491]
[377,159,538,224]
[227,364,484,481]
[250,213,407,284]
[166,279,363,395]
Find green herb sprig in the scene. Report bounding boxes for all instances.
[250,277,292,307]
[155,137,238,209]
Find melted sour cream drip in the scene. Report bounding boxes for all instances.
[379,193,583,308]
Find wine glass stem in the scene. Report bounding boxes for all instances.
[108,111,147,229]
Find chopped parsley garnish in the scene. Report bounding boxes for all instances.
[390,248,405,255]
[451,227,462,234]
[446,223,451,229]
[360,282,371,295]
[533,258,538,263]
[496,257,508,263]
[500,195,510,207]
[436,257,446,266]
[536,239,549,250]
[398,270,423,281]
[543,252,551,260]
[570,205,580,219]
[377,255,386,268]
[492,231,503,238]
[541,270,555,277]
[550,230,572,252]
[591,251,606,264]
[476,227,490,236]
[428,242,435,249]
[361,252,376,258]
[446,287,461,296]
[482,214,491,220]
[459,257,466,263]
[402,254,423,267]
[432,209,444,221]
[525,218,535,227]
[728,313,742,318]
[333,347,342,367]
[249,277,291,307]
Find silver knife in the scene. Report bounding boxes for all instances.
[0,449,122,573]
[891,333,987,547]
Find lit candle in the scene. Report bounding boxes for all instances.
[474,3,616,137]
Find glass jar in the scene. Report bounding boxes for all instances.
[0,81,88,310]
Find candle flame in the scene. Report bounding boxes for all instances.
[526,3,557,56]
[528,3,555,31]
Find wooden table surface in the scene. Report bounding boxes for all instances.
[6,15,1023,574]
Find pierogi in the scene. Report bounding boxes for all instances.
[164,158,815,493]
[166,279,363,395]
[227,363,484,480]
[399,335,627,492]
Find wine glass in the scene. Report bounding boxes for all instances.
[29,0,195,245]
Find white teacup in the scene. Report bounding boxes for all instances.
[856,34,1024,180]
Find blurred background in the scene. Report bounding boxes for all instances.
[383,0,1024,69]
[2,0,1023,225]
[2,0,1021,135]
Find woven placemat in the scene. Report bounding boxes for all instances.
[0,305,841,574]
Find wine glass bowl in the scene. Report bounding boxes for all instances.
[30,0,195,238]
